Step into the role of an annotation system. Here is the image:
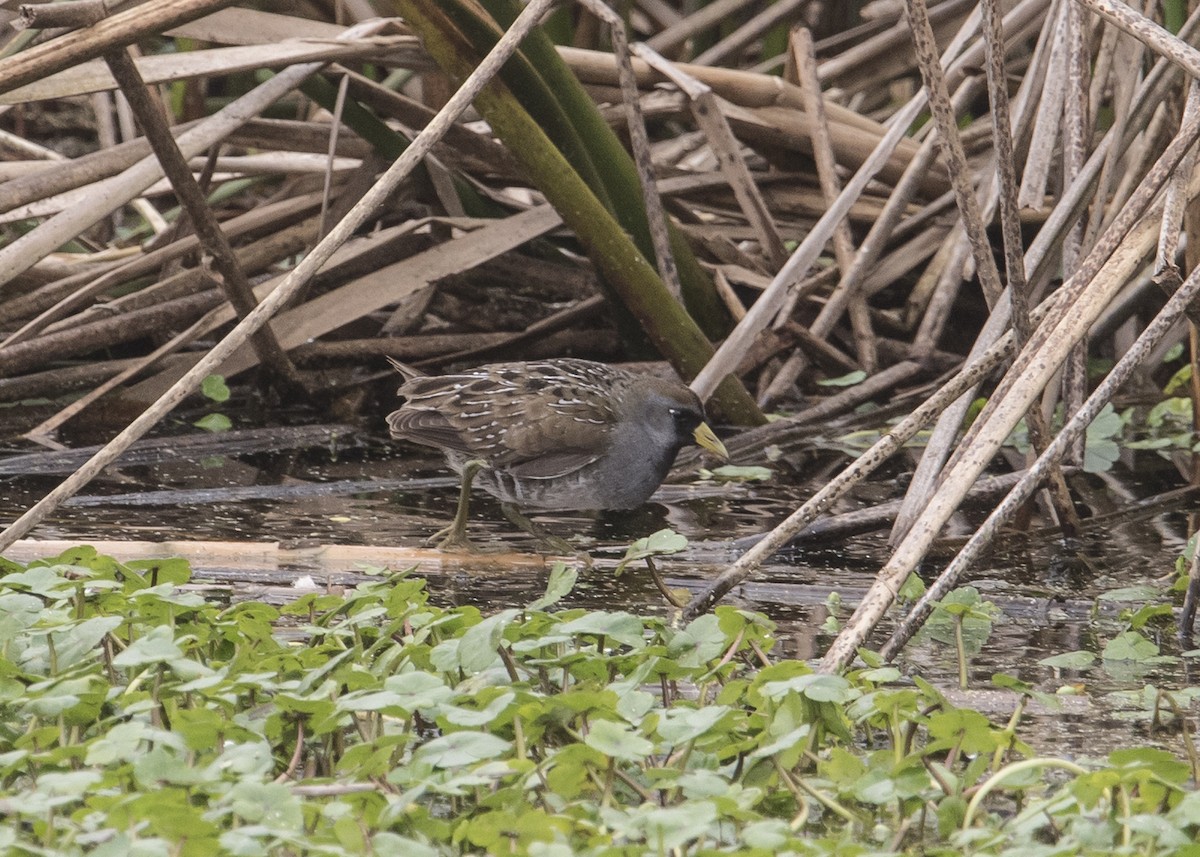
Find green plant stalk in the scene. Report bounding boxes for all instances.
[436,0,615,211]
[465,0,735,341]
[962,757,1088,830]
[955,615,967,690]
[1160,690,1200,782]
[407,1,649,352]
[397,0,762,422]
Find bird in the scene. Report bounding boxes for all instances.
[386,358,729,550]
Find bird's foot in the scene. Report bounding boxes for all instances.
[426,524,476,552]
[428,459,486,552]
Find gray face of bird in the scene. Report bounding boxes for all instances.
[627,391,703,458]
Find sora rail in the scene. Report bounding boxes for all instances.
[386,358,729,549]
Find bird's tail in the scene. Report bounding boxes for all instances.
[387,356,424,381]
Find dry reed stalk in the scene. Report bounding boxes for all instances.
[821,150,1200,671]
[634,44,787,269]
[892,5,1200,542]
[584,1,682,299]
[124,205,566,402]
[683,341,1015,621]
[882,232,1200,660]
[792,28,871,369]
[2,215,319,352]
[103,47,302,390]
[0,0,240,96]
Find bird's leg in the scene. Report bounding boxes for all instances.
[428,459,486,551]
[500,503,583,559]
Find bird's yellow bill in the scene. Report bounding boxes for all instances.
[693,422,729,460]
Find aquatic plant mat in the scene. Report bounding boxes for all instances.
[6,0,1200,849]
[2,546,1198,855]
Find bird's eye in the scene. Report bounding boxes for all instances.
[668,407,697,428]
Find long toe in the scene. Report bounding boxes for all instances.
[427,523,476,552]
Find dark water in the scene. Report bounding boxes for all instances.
[2,428,1197,761]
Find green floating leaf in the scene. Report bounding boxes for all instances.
[112,626,184,668]
[193,413,232,433]
[85,721,153,766]
[1086,403,1124,440]
[759,672,855,704]
[1125,437,1174,450]
[415,731,510,768]
[125,558,193,586]
[200,374,231,403]
[898,573,926,601]
[1038,651,1097,669]
[1163,362,1192,395]
[1147,397,1192,428]
[621,801,719,850]
[557,612,646,648]
[655,705,730,745]
[1102,631,1159,663]
[615,528,688,576]
[1083,438,1119,473]
[702,464,772,482]
[224,780,304,828]
[668,613,728,666]
[458,609,519,673]
[1098,586,1162,602]
[926,708,998,754]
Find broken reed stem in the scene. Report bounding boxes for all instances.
[102,47,304,392]
[1060,1,1090,464]
[580,0,681,299]
[0,0,558,553]
[945,102,1200,481]
[904,0,1004,307]
[0,0,240,97]
[792,27,874,371]
[981,0,1028,335]
[820,212,1159,672]
[690,94,922,400]
[633,43,787,269]
[1081,0,1200,79]
[25,306,235,442]
[690,0,1048,400]
[822,63,1200,669]
[0,31,368,291]
[1155,83,1200,331]
[881,257,1200,660]
[983,0,1082,537]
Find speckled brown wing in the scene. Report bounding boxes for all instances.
[498,391,617,478]
[388,361,622,478]
[483,360,623,477]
